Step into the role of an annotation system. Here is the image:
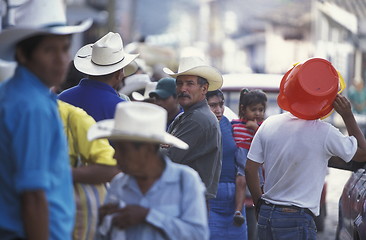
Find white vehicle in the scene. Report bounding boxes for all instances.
[221,73,284,117]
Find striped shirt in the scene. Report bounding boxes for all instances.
[231,119,261,149]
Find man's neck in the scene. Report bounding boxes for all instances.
[168,106,182,122]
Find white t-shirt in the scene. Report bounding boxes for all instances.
[248,112,357,215]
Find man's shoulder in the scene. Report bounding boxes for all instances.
[169,160,202,181]
[189,104,217,123]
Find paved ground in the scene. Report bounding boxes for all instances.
[316,168,352,240]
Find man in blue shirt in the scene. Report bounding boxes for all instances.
[0,1,91,239]
[58,32,139,121]
[89,101,209,240]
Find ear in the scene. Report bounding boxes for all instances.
[201,83,209,94]
[15,48,27,65]
[116,69,125,80]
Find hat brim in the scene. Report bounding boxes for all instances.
[74,44,139,76]
[0,19,93,61]
[149,89,172,99]
[163,66,223,91]
[131,91,145,101]
[87,119,189,150]
[278,93,334,120]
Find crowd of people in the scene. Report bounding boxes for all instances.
[2,1,366,240]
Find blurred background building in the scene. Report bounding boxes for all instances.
[1,0,366,88]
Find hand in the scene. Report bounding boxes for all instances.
[333,94,353,118]
[112,205,149,229]
[98,203,120,226]
[246,119,259,131]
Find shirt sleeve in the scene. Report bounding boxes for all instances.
[11,106,52,192]
[68,105,116,166]
[324,125,357,163]
[145,169,209,240]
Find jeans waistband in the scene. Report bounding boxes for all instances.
[261,200,316,219]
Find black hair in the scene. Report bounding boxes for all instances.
[130,141,160,153]
[206,89,224,101]
[197,76,209,86]
[238,89,267,119]
[15,35,47,61]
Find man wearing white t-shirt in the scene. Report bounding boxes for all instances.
[245,58,366,239]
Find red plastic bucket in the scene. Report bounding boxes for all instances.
[277,58,339,120]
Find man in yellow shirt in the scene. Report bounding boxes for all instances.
[58,100,120,240]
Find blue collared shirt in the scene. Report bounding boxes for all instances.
[58,78,124,121]
[104,155,209,240]
[0,66,74,239]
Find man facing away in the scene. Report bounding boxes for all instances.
[245,58,366,239]
[58,32,138,121]
[0,0,91,239]
[149,77,183,130]
[88,101,209,239]
[161,56,223,201]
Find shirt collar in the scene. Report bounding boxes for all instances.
[15,65,57,100]
[183,99,208,115]
[79,78,119,95]
[159,155,180,183]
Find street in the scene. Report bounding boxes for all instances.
[317,168,352,240]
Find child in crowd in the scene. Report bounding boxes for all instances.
[231,89,267,227]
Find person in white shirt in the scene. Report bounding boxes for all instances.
[245,58,366,239]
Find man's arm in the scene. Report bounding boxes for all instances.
[334,94,366,162]
[72,164,120,184]
[245,159,263,209]
[21,190,48,240]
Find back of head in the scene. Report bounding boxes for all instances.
[206,89,224,101]
[238,89,267,118]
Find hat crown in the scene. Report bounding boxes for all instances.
[10,0,66,28]
[178,56,207,72]
[91,32,125,66]
[156,77,176,90]
[277,58,339,120]
[114,102,166,136]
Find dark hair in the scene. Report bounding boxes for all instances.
[238,89,267,119]
[15,35,47,61]
[58,60,86,93]
[130,141,160,153]
[197,76,209,87]
[206,89,224,101]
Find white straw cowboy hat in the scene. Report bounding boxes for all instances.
[88,101,189,149]
[119,73,151,96]
[0,0,92,61]
[132,82,158,101]
[163,56,223,91]
[74,32,139,76]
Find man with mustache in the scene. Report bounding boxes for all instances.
[161,56,223,204]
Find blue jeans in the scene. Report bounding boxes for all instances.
[209,182,248,240]
[257,203,317,240]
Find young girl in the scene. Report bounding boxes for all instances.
[231,89,267,229]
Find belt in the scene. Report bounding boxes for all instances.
[260,199,316,219]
